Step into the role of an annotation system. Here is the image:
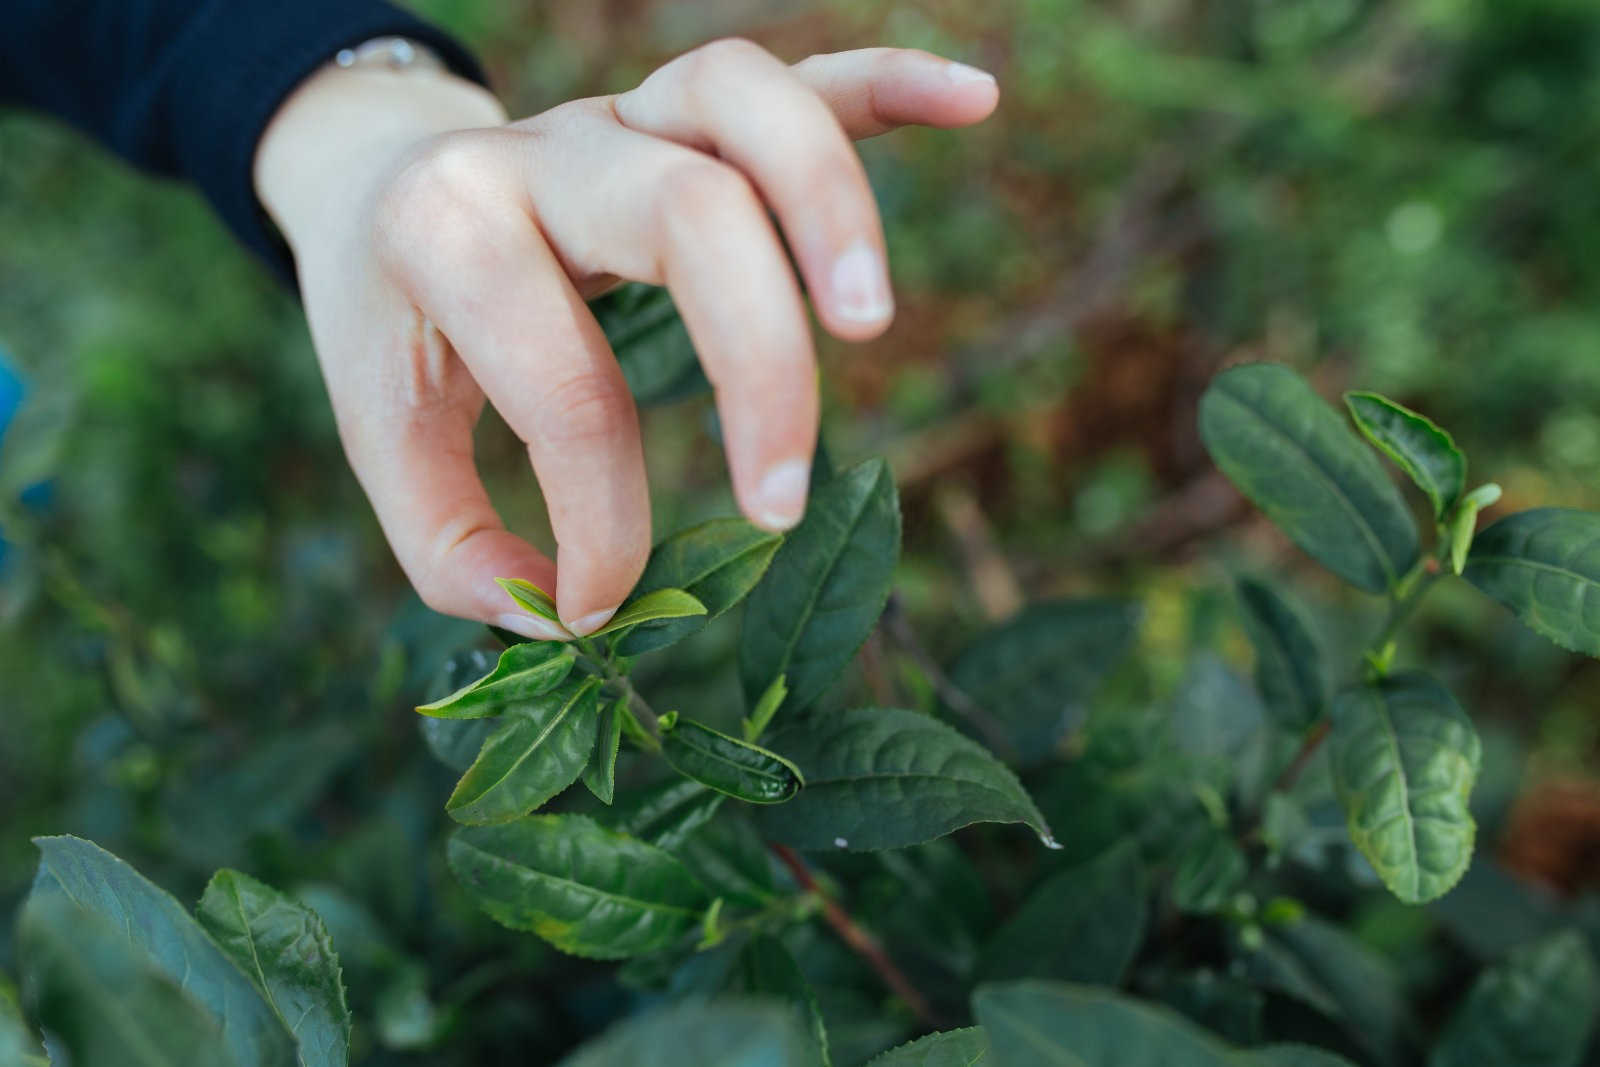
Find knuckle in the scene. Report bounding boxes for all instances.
[689,36,768,75]
[533,373,632,451]
[373,135,497,262]
[656,159,755,227]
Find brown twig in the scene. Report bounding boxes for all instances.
[1271,719,1331,797]
[768,843,944,1030]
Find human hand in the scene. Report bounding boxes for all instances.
[254,41,998,640]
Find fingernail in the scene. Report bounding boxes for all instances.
[947,62,997,86]
[564,607,618,638]
[754,458,811,530]
[831,239,894,324]
[496,612,572,642]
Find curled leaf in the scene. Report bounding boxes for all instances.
[662,717,804,804]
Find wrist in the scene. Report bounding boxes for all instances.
[254,62,507,251]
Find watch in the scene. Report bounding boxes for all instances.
[332,36,444,74]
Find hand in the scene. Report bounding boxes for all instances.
[255,41,998,640]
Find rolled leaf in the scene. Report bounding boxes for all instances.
[1237,578,1325,731]
[1464,508,1600,657]
[416,642,575,718]
[756,707,1055,851]
[196,870,351,1067]
[1328,674,1481,903]
[495,578,562,624]
[581,699,624,805]
[446,680,601,825]
[1199,364,1419,593]
[1429,929,1599,1067]
[740,457,901,718]
[1447,483,1500,576]
[1345,392,1466,519]
[616,519,784,655]
[662,717,804,804]
[449,815,711,959]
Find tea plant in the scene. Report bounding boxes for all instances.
[6,339,1600,1065]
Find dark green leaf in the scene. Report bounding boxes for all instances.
[867,1028,990,1066]
[1447,483,1501,576]
[26,836,295,1067]
[610,778,727,850]
[196,870,351,1067]
[582,699,624,805]
[419,717,495,773]
[973,982,1233,1067]
[1237,578,1325,730]
[740,457,901,718]
[446,680,602,825]
[557,997,810,1067]
[617,518,784,655]
[593,588,706,637]
[980,843,1145,984]
[663,717,804,803]
[449,815,711,958]
[756,707,1055,851]
[1172,830,1248,915]
[1199,364,1419,593]
[1145,970,1263,1047]
[945,599,1141,765]
[416,642,575,718]
[1429,929,1599,1067]
[592,283,711,406]
[1328,674,1481,903]
[1238,1047,1360,1067]
[1345,392,1466,520]
[1464,508,1600,657]
[676,815,777,909]
[730,936,831,1066]
[19,892,241,1067]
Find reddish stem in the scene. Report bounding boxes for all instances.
[1272,719,1331,796]
[768,843,943,1029]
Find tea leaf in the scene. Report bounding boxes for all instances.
[581,699,624,805]
[1237,578,1325,731]
[449,815,711,959]
[416,642,575,719]
[557,997,809,1067]
[495,578,562,623]
[740,457,901,719]
[25,836,296,1066]
[1345,392,1466,519]
[616,518,783,655]
[1172,830,1248,915]
[973,982,1233,1067]
[662,717,804,804]
[446,680,601,825]
[675,816,777,909]
[609,778,726,850]
[591,588,706,638]
[1429,929,1599,1067]
[979,842,1146,984]
[756,707,1055,851]
[945,599,1141,765]
[1463,508,1600,657]
[196,870,351,1067]
[1447,483,1501,576]
[729,936,831,1066]
[1199,364,1419,593]
[592,283,711,407]
[867,1028,990,1066]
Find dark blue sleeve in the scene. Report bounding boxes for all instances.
[0,0,488,285]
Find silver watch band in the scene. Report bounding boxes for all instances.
[333,36,444,73]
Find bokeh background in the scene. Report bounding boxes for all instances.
[4,0,1600,1061]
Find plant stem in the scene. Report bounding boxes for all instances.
[768,843,944,1030]
[1270,719,1331,796]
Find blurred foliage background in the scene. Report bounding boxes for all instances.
[3,0,1600,1062]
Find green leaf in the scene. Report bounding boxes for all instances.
[591,283,711,407]
[1328,673,1481,903]
[495,577,562,624]
[1344,392,1466,520]
[448,815,711,958]
[1447,483,1501,576]
[743,673,788,741]
[195,870,351,1067]
[867,1028,990,1066]
[1199,364,1420,593]
[0,974,48,1067]
[729,936,831,1066]
[419,717,495,773]
[675,816,777,909]
[740,457,902,718]
[1237,578,1325,730]
[1463,508,1600,657]
[592,588,706,638]
[756,707,1056,851]
[1238,1047,1360,1067]
[662,717,805,803]
[557,997,810,1067]
[616,518,784,655]
[980,843,1146,985]
[609,778,727,850]
[25,836,296,1067]
[945,599,1142,765]
[582,699,624,805]
[973,982,1233,1067]
[416,642,576,718]
[446,680,602,824]
[19,891,241,1067]
[1429,929,1599,1067]
[1172,830,1248,915]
